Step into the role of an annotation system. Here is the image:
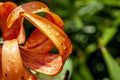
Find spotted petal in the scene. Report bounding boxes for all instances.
[0,2,25,44]
[2,39,37,80]
[24,10,64,53]
[20,47,63,76]
[2,39,25,80]
[21,12,72,58]
[20,12,72,75]
[24,29,54,54]
[7,1,49,28]
[7,1,64,53]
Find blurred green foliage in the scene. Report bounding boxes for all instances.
[2,0,120,80]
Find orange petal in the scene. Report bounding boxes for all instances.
[0,2,17,20]
[2,39,25,80]
[24,29,54,54]
[21,12,72,60]
[0,2,25,44]
[0,46,3,80]
[24,9,64,53]
[23,68,37,80]
[1,17,25,44]
[20,12,72,75]
[16,19,26,44]
[45,11,64,30]
[7,1,49,28]
[20,47,63,76]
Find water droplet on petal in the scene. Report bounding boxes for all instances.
[11,13,15,16]
[48,31,51,34]
[56,32,59,36]
[48,25,51,29]
[63,46,67,50]
[63,38,65,42]
[9,56,12,59]
[8,56,15,63]
[6,66,10,72]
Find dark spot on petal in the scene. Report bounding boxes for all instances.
[64,52,67,55]
[61,43,64,46]
[65,48,68,51]
[5,73,8,77]
[69,45,71,48]
[21,76,24,80]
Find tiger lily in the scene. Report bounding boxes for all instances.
[0,1,72,80]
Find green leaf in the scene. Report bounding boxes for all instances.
[64,17,83,33]
[99,27,117,46]
[101,47,120,80]
[85,43,97,54]
[76,1,104,17]
[102,0,120,7]
[71,55,94,80]
[99,19,120,46]
[79,63,94,80]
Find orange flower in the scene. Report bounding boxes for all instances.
[0,1,72,80]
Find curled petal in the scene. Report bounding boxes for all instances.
[2,39,25,80]
[20,12,72,75]
[7,1,49,28]
[21,12,72,60]
[24,9,64,53]
[0,2,17,20]
[45,11,64,29]
[16,21,26,44]
[24,29,54,54]
[1,17,25,44]
[20,47,63,76]
[0,2,25,44]
[7,1,64,50]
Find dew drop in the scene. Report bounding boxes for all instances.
[9,56,12,59]
[11,12,16,17]
[48,25,51,29]
[12,11,18,16]
[56,32,59,36]
[11,13,15,16]
[48,31,51,34]
[8,56,15,63]
[6,66,10,72]
[63,46,67,50]
[63,38,65,42]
